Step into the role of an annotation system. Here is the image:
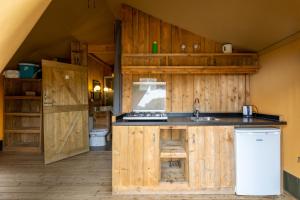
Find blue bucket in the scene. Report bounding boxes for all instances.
[18,63,40,79]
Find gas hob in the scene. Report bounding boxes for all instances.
[123,112,168,121]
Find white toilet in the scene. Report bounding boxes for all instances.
[89,129,109,147]
[89,117,109,147]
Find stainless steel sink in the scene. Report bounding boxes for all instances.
[190,116,220,122]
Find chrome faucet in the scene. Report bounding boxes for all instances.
[193,98,200,118]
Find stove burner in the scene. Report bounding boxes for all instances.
[123,112,168,121]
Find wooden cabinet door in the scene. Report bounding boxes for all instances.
[188,126,234,191]
[188,126,202,189]
[143,126,160,186]
[43,60,89,164]
[127,126,144,186]
[112,126,159,191]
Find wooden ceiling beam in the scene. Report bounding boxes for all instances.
[88,53,113,68]
[88,44,115,54]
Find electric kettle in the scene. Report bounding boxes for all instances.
[243,105,253,117]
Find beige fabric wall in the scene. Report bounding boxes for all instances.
[0,0,51,71]
[251,39,300,178]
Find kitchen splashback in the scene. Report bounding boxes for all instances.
[122,74,250,113]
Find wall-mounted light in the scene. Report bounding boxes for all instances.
[94,85,101,92]
[180,43,187,52]
[92,80,101,100]
[104,87,109,92]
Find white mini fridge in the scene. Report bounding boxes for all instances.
[235,128,281,195]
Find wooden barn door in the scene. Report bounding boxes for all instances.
[42,60,89,164]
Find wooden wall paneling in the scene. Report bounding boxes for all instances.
[144,14,150,66]
[171,75,183,112]
[212,75,220,112]
[171,26,182,65]
[128,126,144,186]
[132,74,140,82]
[200,37,209,65]
[226,75,234,112]
[238,75,246,111]
[148,73,162,82]
[214,75,221,111]
[122,73,248,113]
[121,5,251,113]
[194,75,205,112]
[161,74,172,112]
[182,75,194,112]
[180,29,195,66]
[208,75,216,111]
[149,16,160,66]
[143,126,160,186]
[132,8,139,66]
[203,76,210,112]
[245,74,251,104]
[138,11,147,65]
[122,74,132,113]
[121,5,133,65]
[232,75,239,112]
[160,22,172,65]
[193,75,201,107]
[220,75,228,112]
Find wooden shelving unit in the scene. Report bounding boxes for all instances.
[3,78,43,153]
[160,140,187,158]
[5,96,41,100]
[5,112,41,117]
[160,127,189,183]
[122,53,259,74]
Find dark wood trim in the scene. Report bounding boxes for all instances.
[284,170,300,199]
[88,53,113,68]
[0,140,2,151]
[113,20,122,115]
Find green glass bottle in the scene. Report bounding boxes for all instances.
[152,41,158,53]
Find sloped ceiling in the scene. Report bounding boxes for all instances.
[7,0,115,69]
[6,0,300,69]
[106,0,300,51]
[0,0,51,71]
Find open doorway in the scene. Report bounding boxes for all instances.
[87,44,114,151]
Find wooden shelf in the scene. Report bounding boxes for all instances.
[123,53,257,57]
[160,151,187,159]
[4,78,41,82]
[4,78,43,153]
[5,112,41,117]
[5,96,41,100]
[5,128,41,134]
[122,65,259,74]
[160,141,186,159]
[161,159,187,183]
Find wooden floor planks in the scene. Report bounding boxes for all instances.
[0,151,296,200]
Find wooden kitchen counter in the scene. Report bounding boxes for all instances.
[112,125,235,194]
[112,113,286,194]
